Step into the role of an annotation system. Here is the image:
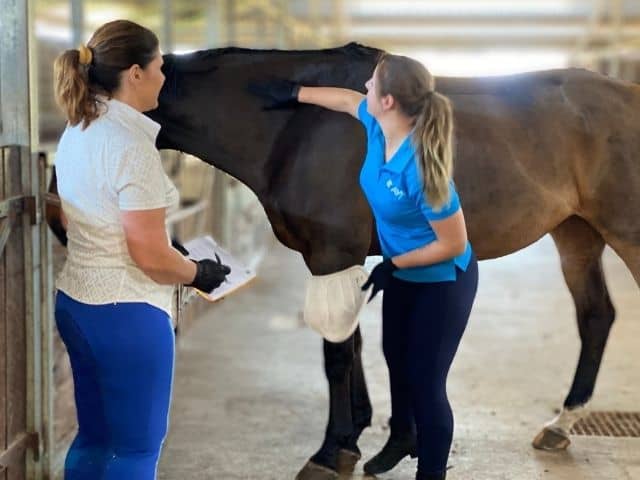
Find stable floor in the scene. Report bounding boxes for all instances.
[158,233,640,480]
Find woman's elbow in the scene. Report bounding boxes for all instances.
[126,239,160,273]
[129,250,154,274]
[450,238,468,257]
[453,244,467,257]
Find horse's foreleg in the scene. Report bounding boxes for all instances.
[293,236,371,479]
[335,326,372,475]
[349,328,372,449]
[297,336,355,480]
[533,216,615,451]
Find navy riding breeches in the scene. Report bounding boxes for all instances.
[382,255,478,477]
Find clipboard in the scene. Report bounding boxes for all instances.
[183,235,257,302]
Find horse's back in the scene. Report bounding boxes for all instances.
[441,69,640,259]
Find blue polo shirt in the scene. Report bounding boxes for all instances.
[357,99,473,283]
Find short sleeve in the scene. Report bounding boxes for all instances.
[112,145,172,210]
[357,99,378,137]
[415,180,461,221]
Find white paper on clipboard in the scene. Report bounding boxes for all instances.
[184,235,257,302]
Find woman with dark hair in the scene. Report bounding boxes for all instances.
[53,19,229,479]
[250,54,478,480]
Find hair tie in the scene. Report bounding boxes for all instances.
[78,44,93,66]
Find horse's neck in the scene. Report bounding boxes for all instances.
[156,45,379,198]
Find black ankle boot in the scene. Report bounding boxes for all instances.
[363,428,417,475]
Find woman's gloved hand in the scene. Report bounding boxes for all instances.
[186,254,231,293]
[361,258,398,303]
[247,78,301,109]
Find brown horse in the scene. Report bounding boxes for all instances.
[47,43,640,479]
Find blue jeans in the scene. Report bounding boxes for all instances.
[382,255,478,477]
[55,291,175,480]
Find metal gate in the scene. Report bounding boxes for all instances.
[0,147,39,480]
[0,0,45,478]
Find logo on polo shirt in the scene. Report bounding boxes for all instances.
[386,179,405,200]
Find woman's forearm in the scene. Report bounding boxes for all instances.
[122,208,197,285]
[392,239,467,269]
[298,86,363,115]
[131,243,196,285]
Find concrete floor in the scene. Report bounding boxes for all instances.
[157,233,640,480]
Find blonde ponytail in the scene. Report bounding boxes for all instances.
[375,54,456,210]
[53,48,99,129]
[412,91,454,210]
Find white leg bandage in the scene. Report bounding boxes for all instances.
[303,265,369,342]
[545,403,589,436]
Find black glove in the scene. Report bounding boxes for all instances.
[247,78,301,110]
[171,238,189,256]
[186,254,231,293]
[361,258,398,303]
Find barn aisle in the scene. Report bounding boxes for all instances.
[158,232,640,480]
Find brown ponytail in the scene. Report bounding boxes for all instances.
[53,48,100,129]
[53,20,159,129]
[376,54,455,210]
[412,91,454,209]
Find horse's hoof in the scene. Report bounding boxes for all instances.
[295,461,339,480]
[532,426,571,451]
[336,449,361,475]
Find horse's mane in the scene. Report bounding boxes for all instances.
[214,42,381,58]
[160,42,382,98]
[164,42,382,69]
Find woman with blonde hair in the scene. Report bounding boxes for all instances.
[53,19,229,479]
[250,53,478,480]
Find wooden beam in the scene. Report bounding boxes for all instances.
[0,432,38,469]
[348,35,596,50]
[341,15,640,28]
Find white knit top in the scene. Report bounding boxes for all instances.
[55,98,179,316]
